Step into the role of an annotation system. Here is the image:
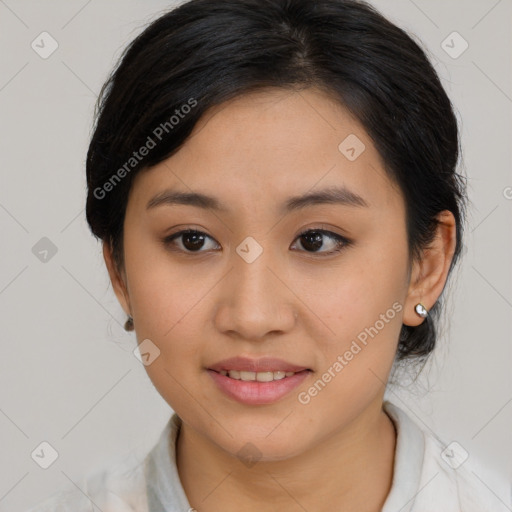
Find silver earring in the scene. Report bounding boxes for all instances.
[415,303,428,318]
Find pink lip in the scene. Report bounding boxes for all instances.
[207,356,310,373]
[207,369,311,405]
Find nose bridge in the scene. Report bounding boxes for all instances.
[214,237,295,338]
[235,243,276,304]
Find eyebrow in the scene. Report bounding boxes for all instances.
[146,185,369,213]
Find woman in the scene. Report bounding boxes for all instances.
[27,0,508,510]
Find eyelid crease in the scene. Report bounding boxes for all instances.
[162,226,353,256]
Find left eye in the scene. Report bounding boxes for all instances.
[291,228,351,255]
[163,228,351,255]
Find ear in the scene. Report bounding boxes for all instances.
[403,210,457,327]
[103,241,132,318]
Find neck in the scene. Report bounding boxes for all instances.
[176,399,396,512]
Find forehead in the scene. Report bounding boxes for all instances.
[129,87,404,217]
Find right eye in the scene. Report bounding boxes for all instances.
[162,229,221,254]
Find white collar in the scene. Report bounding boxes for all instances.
[144,401,425,511]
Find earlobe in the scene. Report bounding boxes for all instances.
[102,241,132,318]
[403,210,457,327]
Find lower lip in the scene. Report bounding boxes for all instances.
[207,369,310,405]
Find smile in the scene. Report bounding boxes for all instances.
[217,369,299,381]
[207,369,311,405]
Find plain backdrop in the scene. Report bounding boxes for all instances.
[0,1,511,510]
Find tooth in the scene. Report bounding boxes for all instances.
[222,370,298,381]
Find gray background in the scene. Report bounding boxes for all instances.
[0,1,511,510]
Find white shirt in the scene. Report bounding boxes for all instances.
[26,401,510,511]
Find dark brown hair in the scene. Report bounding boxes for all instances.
[85,0,467,362]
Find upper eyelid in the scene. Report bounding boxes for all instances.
[166,227,348,248]
[167,227,344,239]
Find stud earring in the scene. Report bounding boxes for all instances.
[415,303,428,318]
[124,315,134,331]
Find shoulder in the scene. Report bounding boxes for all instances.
[384,401,510,512]
[417,432,510,512]
[23,452,149,512]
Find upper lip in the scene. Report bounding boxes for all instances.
[208,356,310,373]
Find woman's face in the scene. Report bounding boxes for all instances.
[108,87,417,460]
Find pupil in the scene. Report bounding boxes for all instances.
[302,231,323,252]
[183,232,205,251]
[180,231,326,252]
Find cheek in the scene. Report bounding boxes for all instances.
[305,240,407,369]
[123,229,203,334]
[299,265,404,422]
[311,259,405,322]
[127,260,209,412]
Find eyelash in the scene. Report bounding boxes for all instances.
[162,227,352,257]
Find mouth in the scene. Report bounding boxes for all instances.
[207,356,311,375]
[206,356,312,404]
[210,369,311,382]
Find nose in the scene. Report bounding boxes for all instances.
[213,246,297,341]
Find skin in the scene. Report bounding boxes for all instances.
[103,87,456,512]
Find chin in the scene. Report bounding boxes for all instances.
[218,430,310,465]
